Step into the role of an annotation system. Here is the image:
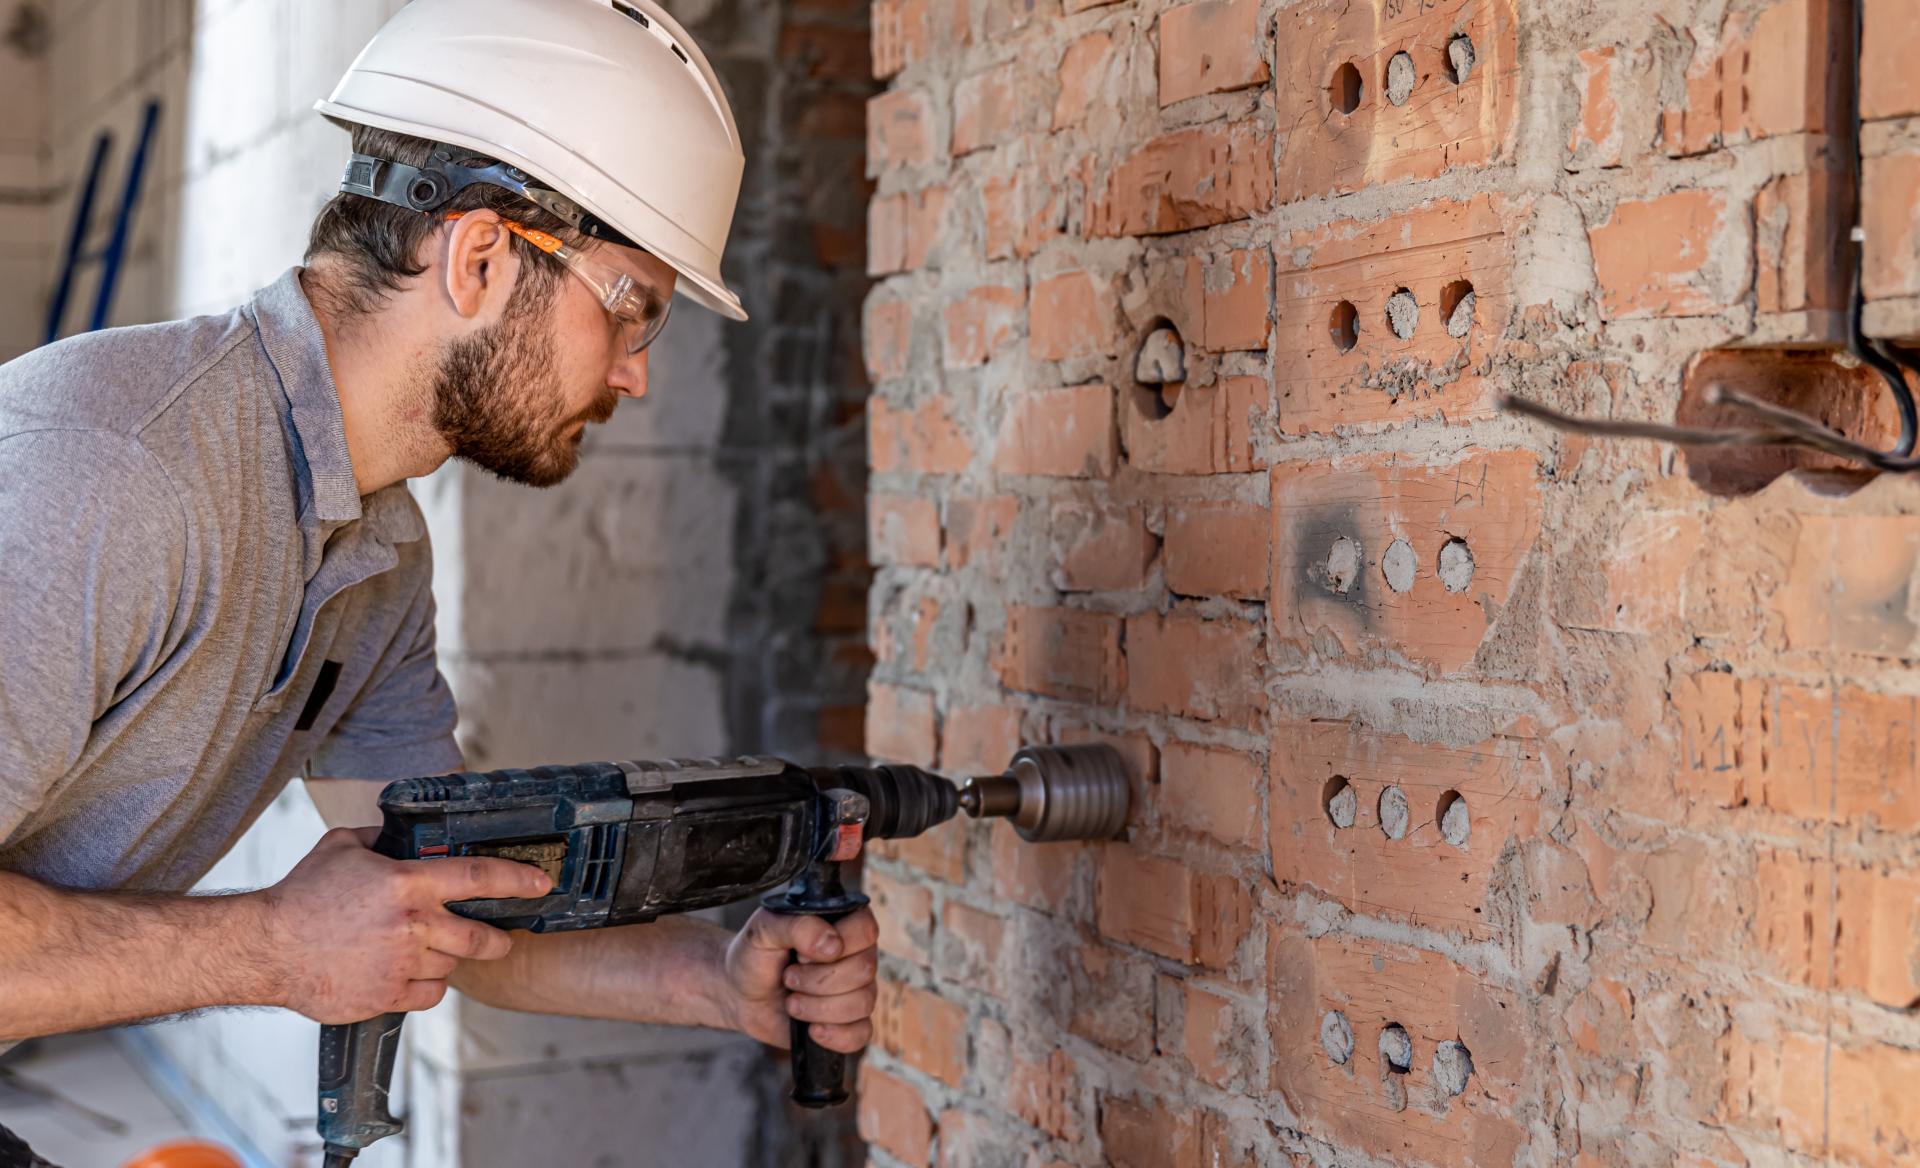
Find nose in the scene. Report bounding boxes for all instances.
[608,345,650,400]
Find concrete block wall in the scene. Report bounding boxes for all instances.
[856,1,1920,1166]
[14,0,875,1165]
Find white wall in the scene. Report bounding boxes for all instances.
[24,1,768,1164]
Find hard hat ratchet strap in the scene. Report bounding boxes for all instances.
[339,146,642,251]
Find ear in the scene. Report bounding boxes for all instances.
[440,210,521,323]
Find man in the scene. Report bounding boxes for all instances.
[0,0,878,1150]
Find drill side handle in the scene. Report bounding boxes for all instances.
[763,858,868,1109]
[317,1011,406,1161]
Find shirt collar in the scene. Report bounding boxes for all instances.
[247,268,423,544]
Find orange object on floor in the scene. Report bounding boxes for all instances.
[120,1140,243,1168]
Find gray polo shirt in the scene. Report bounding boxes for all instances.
[0,269,463,893]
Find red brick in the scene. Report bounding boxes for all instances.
[1268,927,1527,1166]
[1588,190,1742,319]
[1274,0,1517,200]
[1123,375,1263,475]
[868,186,948,277]
[1274,196,1516,432]
[857,1064,934,1166]
[937,901,1007,995]
[1568,47,1619,168]
[871,0,930,80]
[1755,168,1848,314]
[1268,722,1543,940]
[1088,120,1272,237]
[867,682,936,766]
[993,385,1115,478]
[870,494,942,567]
[1863,147,1920,303]
[943,283,1025,368]
[1029,270,1119,361]
[1672,670,1760,811]
[1165,500,1269,600]
[1096,846,1196,961]
[868,88,935,173]
[1864,0,1920,119]
[1158,0,1269,106]
[1198,248,1270,352]
[939,703,1024,775]
[864,298,912,381]
[1192,871,1254,967]
[1049,501,1154,592]
[869,867,934,966]
[870,396,975,475]
[993,605,1124,703]
[908,594,942,673]
[1159,741,1261,849]
[1099,1096,1201,1168]
[1269,451,1545,676]
[1054,30,1115,130]
[980,173,1020,260]
[1067,941,1155,1059]
[1729,1029,1920,1164]
[1181,983,1245,1089]
[1124,611,1264,727]
[875,980,968,1087]
[1659,0,1845,153]
[945,494,1019,569]
[991,819,1082,914]
[953,61,1031,156]
[1006,1048,1080,1142]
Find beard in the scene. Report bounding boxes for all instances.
[429,273,618,488]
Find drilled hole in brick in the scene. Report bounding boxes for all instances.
[1324,536,1361,594]
[1330,61,1363,114]
[1321,1011,1355,1066]
[1676,350,1900,496]
[1381,538,1416,593]
[1324,776,1358,828]
[1434,1040,1474,1095]
[1438,537,1475,593]
[1380,1024,1413,1074]
[1385,51,1417,106]
[1329,300,1359,352]
[1132,321,1186,419]
[1437,790,1470,848]
[1377,785,1409,840]
[1385,289,1419,340]
[1441,279,1476,338]
[1446,34,1476,83]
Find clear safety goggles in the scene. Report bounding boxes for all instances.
[445,212,672,355]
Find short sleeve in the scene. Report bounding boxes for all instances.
[0,430,186,842]
[307,538,464,781]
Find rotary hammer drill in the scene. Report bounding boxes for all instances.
[315,745,1130,1167]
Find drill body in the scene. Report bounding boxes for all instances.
[318,756,962,1164]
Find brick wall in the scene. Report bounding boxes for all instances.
[857,1,1920,1166]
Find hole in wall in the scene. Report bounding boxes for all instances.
[1438,538,1475,593]
[1434,1040,1474,1095]
[1446,35,1476,83]
[1329,300,1359,352]
[1441,279,1476,338]
[1321,1011,1355,1065]
[1385,289,1419,340]
[1385,50,1417,106]
[1131,321,1187,419]
[1323,776,1358,828]
[1379,1024,1413,1073]
[1331,61,1364,114]
[1323,536,1361,595]
[1676,349,1903,496]
[1380,537,1416,593]
[1377,785,1409,840]
[1437,790,1470,848]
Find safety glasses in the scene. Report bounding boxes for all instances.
[445,213,672,355]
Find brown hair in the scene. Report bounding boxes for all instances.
[304,125,589,318]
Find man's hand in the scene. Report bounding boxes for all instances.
[251,827,552,1023]
[723,907,880,1054]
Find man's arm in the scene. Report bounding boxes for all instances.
[306,776,882,1053]
[0,833,550,1042]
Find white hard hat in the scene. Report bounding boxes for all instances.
[315,0,748,321]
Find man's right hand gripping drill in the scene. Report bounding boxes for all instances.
[0,829,548,1042]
